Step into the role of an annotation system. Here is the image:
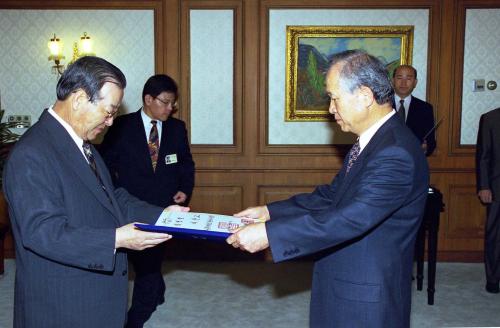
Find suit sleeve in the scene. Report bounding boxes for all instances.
[94,143,164,223]
[177,121,195,197]
[266,145,420,262]
[423,104,436,156]
[476,114,491,191]
[113,186,163,224]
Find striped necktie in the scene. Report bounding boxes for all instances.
[148,120,159,171]
[346,141,360,174]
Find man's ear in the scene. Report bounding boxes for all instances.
[357,86,375,108]
[144,94,154,106]
[71,89,89,112]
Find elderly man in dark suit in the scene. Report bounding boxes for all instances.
[392,64,436,156]
[476,107,500,294]
[99,74,195,327]
[2,56,188,328]
[227,50,429,328]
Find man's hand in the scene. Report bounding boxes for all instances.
[226,223,269,253]
[234,206,270,222]
[173,191,187,204]
[115,223,171,250]
[166,204,190,212]
[478,189,493,204]
[422,140,428,154]
[115,205,189,250]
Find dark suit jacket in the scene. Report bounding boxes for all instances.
[476,107,500,199]
[2,111,163,327]
[393,96,436,156]
[99,109,195,208]
[266,115,429,328]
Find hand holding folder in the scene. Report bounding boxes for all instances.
[226,205,271,253]
[135,209,262,241]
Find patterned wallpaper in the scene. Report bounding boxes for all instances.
[268,9,429,145]
[0,10,154,128]
[190,10,234,145]
[460,9,500,145]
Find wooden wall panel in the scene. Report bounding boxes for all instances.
[190,185,243,214]
[179,0,243,154]
[428,171,485,261]
[447,185,485,239]
[259,186,316,204]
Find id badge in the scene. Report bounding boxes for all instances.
[165,154,178,165]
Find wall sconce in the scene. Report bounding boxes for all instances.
[48,32,95,77]
[47,34,65,76]
[71,32,94,63]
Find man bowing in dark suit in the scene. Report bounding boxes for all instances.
[227,50,429,328]
[476,107,500,293]
[2,56,188,328]
[99,74,195,327]
[392,65,436,156]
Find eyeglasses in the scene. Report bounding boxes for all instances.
[155,97,177,109]
[88,96,119,120]
[103,107,119,119]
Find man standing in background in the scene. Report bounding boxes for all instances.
[476,107,500,294]
[100,74,195,327]
[392,64,437,156]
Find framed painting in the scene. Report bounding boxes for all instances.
[285,25,414,121]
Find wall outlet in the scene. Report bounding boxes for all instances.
[472,79,485,92]
[7,115,31,128]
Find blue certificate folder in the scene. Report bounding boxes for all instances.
[133,211,252,241]
[134,223,230,241]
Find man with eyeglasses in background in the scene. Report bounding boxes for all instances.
[99,74,195,327]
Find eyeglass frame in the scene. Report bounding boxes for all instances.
[103,107,119,119]
[87,95,119,120]
[154,96,178,109]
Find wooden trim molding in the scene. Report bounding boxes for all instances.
[180,0,244,154]
[449,0,500,155]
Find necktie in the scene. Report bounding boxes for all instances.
[399,99,406,123]
[148,120,159,171]
[346,141,360,174]
[82,141,112,202]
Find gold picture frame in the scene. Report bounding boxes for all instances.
[285,25,414,122]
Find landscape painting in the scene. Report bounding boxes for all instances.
[285,25,414,121]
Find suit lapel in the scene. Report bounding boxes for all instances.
[156,119,171,170]
[406,96,416,123]
[41,112,118,217]
[134,110,157,174]
[335,116,398,202]
[335,148,367,202]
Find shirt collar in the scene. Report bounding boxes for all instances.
[141,108,162,130]
[48,106,85,150]
[358,111,396,153]
[394,94,412,110]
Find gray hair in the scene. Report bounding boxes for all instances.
[329,50,394,105]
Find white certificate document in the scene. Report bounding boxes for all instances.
[154,211,258,233]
